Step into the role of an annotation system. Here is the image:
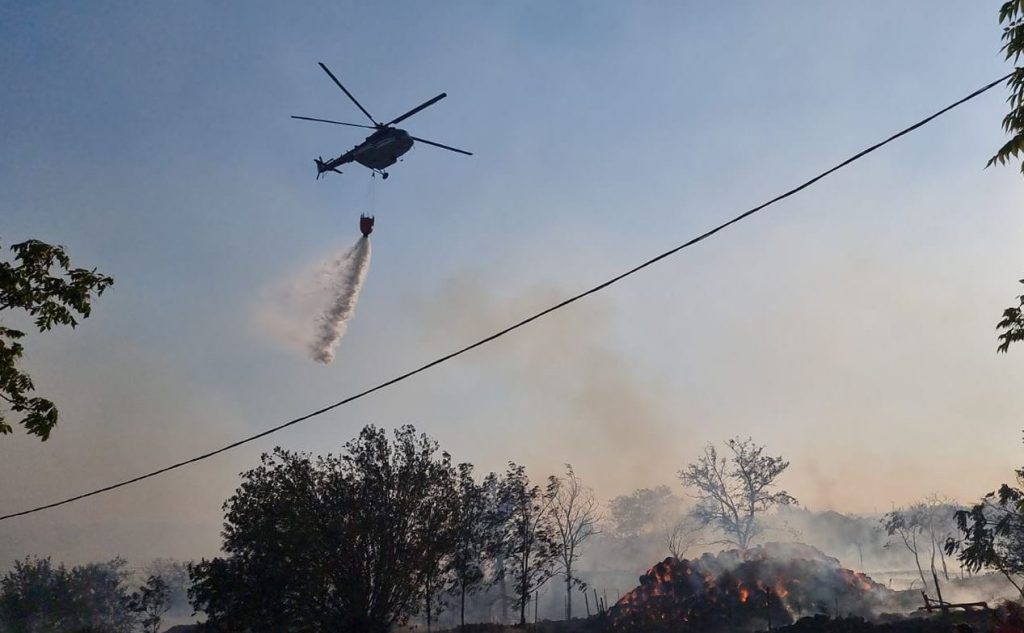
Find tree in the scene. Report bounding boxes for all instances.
[0,238,113,439]
[0,556,134,633]
[547,464,600,620]
[990,2,1024,175]
[998,281,1024,353]
[946,465,1024,600]
[678,437,796,549]
[885,498,966,593]
[990,3,1024,350]
[416,455,458,633]
[606,485,686,564]
[664,514,704,560]
[607,486,679,541]
[126,575,171,633]
[497,462,560,626]
[882,507,929,591]
[142,559,190,618]
[446,464,500,630]
[189,425,459,633]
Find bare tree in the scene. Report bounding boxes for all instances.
[883,497,962,594]
[882,506,929,591]
[920,496,960,582]
[664,514,704,560]
[678,437,796,549]
[547,465,600,621]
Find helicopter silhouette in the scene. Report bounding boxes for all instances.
[292,63,472,180]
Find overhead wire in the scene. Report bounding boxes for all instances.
[0,72,1012,522]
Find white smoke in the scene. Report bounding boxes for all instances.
[309,237,372,364]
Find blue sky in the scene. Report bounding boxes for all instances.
[2,1,1024,564]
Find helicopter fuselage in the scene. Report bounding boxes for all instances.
[354,128,414,169]
[297,62,470,179]
[322,127,413,174]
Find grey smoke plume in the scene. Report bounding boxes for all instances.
[310,237,372,363]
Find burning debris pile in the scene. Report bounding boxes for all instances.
[609,543,891,632]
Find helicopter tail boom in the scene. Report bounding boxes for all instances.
[315,156,347,179]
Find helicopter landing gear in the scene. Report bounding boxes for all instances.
[372,169,389,180]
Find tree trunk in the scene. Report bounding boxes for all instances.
[460,583,466,630]
[520,574,528,626]
[426,575,433,633]
[565,567,573,620]
[496,553,508,623]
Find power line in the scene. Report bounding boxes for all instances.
[0,72,1012,522]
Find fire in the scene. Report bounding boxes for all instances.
[608,542,890,632]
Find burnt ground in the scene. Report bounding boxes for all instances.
[433,605,1024,633]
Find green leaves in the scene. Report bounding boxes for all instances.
[192,425,468,632]
[996,280,1024,353]
[990,7,1024,172]
[0,238,113,439]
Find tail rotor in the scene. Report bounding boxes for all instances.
[315,157,342,180]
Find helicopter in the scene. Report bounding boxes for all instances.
[292,63,472,180]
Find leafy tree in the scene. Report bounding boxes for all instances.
[998,280,1024,353]
[607,485,678,541]
[946,465,1024,599]
[990,3,1024,351]
[497,462,559,626]
[416,455,458,633]
[678,437,796,549]
[142,559,190,618]
[990,1,1024,174]
[547,464,600,620]
[189,425,459,633]
[882,507,930,591]
[446,464,500,630]
[0,238,113,439]
[126,575,171,633]
[0,556,134,633]
[605,485,686,565]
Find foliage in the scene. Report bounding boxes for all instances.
[142,559,190,617]
[678,437,796,549]
[607,485,679,541]
[547,464,600,620]
[496,462,560,626]
[882,506,929,591]
[446,464,501,630]
[189,425,459,633]
[126,575,171,633]
[992,4,1024,351]
[997,280,1024,353]
[946,466,1024,599]
[990,2,1024,174]
[0,556,134,633]
[0,238,113,439]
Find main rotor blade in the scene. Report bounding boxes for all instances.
[410,136,473,156]
[386,93,447,127]
[318,62,378,126]
[291,115,377,129]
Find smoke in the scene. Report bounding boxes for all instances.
[309,237,372,364]
[254,238,372,362]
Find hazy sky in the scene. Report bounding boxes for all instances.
[2,1,1024,566]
